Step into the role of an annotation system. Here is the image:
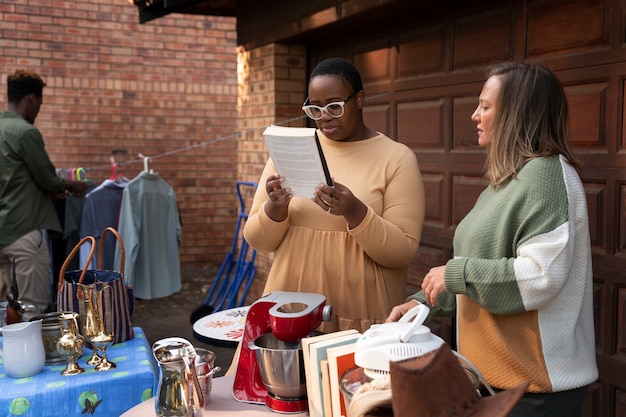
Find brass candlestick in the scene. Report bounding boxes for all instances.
[80,283,102,365]
[92,332,116,371]
[92,284,116,371]
[56,312,85,376]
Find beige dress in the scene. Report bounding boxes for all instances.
[243,131,424,333]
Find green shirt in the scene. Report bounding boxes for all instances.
[0,110,66,247]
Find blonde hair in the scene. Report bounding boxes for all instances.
[485,62,580,188]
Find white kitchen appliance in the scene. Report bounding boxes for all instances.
[353,303,494,395]
[354,303,445,379]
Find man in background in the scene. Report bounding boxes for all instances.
[0,69,87,317]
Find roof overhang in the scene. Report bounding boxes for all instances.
[133,0,236,24]
[133,0,443,50]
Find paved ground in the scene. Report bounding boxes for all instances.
[131,263,236,376]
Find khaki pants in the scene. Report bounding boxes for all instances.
[0,229,51,318]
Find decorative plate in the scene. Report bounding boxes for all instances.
[192,306,250,343]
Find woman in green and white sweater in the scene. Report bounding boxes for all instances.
[387,62,598,417]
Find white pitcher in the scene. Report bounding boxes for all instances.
[2,319,45,378]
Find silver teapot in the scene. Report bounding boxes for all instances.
[152,337,204,417]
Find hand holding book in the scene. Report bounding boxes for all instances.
[263,125,333,198]
[263,125,369,227]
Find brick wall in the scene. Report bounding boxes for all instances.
[236,43,307,301]
[0,0,238,266]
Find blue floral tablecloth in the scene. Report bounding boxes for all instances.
[0,327,156,417]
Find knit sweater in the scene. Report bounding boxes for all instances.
[244,131,424,333]
[409,155,598,393]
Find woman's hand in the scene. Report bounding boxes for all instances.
[264,173,292,221]
[422,265,446,306]
[313,180,367,228]
[386,300,419,322]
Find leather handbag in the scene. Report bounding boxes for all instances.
[57,227,134,344]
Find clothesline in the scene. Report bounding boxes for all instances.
[60,91,392,178]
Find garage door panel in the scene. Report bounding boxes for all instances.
[453,96,480,150]
[620,183,626,255]
[398,25,446,79]
[566,82,607,148]
[621,79,626,152]
[422,172,444,225]
[584,182,605,253]
[354,43,392,86]
[397,99,443,148]
[527,0,609,57]
[363,103,391,137]
[454,7,514,69]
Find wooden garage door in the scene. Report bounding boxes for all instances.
[308,1,625,416]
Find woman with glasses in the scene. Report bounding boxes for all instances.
[243,57,425,333]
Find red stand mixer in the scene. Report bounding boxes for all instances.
[233,291,332,413]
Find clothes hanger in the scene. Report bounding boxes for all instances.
[75,167,86,181]
[138,153,155,174]
[110,156,118,181]
[109,156,128,183]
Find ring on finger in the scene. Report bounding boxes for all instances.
[327,206,331,213]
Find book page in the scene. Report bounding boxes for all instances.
[320,360,333,417]
[263,125,332,198]
[326,343,357,417]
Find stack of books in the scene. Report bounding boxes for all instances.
[302,329,362,417]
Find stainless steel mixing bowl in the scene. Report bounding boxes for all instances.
[248,333,306,399]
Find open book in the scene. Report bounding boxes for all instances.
[263,125,333,198]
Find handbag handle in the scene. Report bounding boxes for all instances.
[58,235,97,291]
[57,227,126,292]
[99,226,125,275]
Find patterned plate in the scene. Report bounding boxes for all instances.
[192,306,250,343]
